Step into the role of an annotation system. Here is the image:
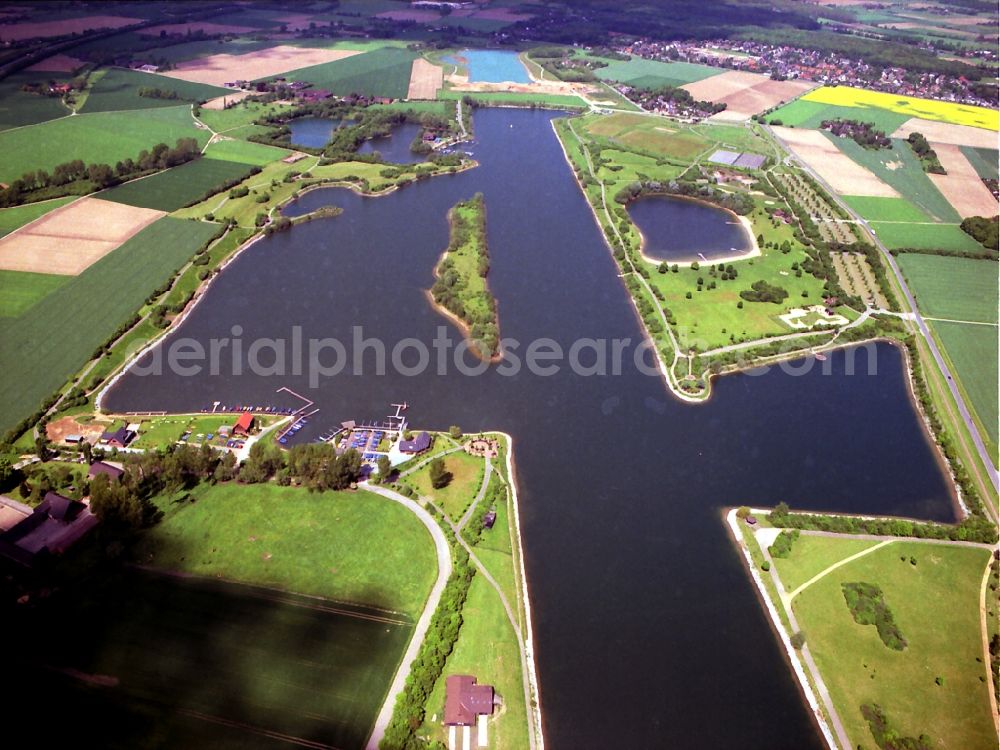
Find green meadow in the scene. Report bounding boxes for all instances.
[897,254,998,323]
[96,157,257,211]
[932,320,999,446]
[591,56,720,88]
[203,137,291,165]
[0,105,208,183]
[0,270,68,317]
[871,222,983,252]
[276,46,418,99]
[0,72,74,131]
[80,67,230,113]
[842,196,929,223]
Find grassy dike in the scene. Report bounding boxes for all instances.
[429,193,501,360]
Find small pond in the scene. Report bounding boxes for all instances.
[356,122,426,164]
[627,194,753,262]
[448,49,531,83]
[288,117,344,149]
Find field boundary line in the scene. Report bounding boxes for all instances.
[179,709,342,750]
[925,316,998,327]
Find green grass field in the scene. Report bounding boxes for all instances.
[138,482,438,616]
[932,320,999,447]
[276,46,418,99]
[8,569,410,749]
[0,105,208,183]
[788,540,994,750]
[0,196,76,237]
[407,450,485,522]
[203,137,291,165]
[842,196,930,223]
[768,98,913,132]
[96,157,257,211]
[581,112,713,159]
[833,136,959,223]
[0,269,68,317]
[0,72,73,131]
[591,56,720,88]
[871,222,983,252]
[772,534,879,593]
[0,217,220,433]
[961,146,999,181]
[897,255,998,323]
[198,100,292,134]
[80,67,231,113]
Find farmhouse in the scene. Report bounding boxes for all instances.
[101,426,136,448]
[0,491,98,566]
[233,411,256,436]
[399,431,432,455]
[88,461,124,481]
[445,675,495,749]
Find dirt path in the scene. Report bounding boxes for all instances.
[978,557,1000,731]
[783,539,894,605]
[457,456,491,531]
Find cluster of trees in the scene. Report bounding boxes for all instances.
[860,704,932,750]
[613,178,753,216]
[528,47,608,82]
[959,215,998,251]
[137,86,181,100]
[428,457,452,490]
[820,118,890,149]
[0,138,201,207]
[740,280,788,303]
[768,501,997,543]
[381,529,476,750]
[767,529,799,558]
[906,131,944,174]
[842,582,907,651]
[627,83,727,115]
[278,442,363,490]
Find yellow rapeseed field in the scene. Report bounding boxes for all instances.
[801,86,998,131]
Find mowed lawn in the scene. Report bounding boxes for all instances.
[871,222,983,252]
[137,482,438,617]
[0,269,68,316]
[581,112,712,159]
[772,534,880,593]
[408,449,485,522]
[7,570,411,749]
[932,320,999,446]
[896,255,998,323]
[203,137,291,165]
[790,541,994,750]
[0,196,77,237]
[96,157,258,211]
[276,46,418,99]
[0,105,208,183]
[0,217,221,433]
[80,67,232,113]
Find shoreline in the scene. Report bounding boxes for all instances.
[723,507,840,750]
[490,430,545,750]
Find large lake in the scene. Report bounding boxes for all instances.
[628,194,752,262]
[106,109,954,748]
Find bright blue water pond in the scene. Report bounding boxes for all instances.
[454,49,531,83]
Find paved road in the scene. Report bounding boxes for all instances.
[765,124,999,501]
[363,484,453,750]
[457,457,492,531]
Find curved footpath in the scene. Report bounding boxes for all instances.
[363,484,453,750]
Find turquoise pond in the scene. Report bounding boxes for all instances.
[449,49,531,83]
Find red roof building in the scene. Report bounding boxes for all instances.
[444,675,494,726]
[233,412,255,436]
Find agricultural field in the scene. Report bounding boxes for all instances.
[137,482,437,616]
[870,222,982,252]
[897,255,998,324]
[961,146,999,181]
[0,217,221,434]
[96,157,258,212]
[275,46,418,99]
[203,137,291,165]
[0,270,68,317]
[0,105,208,184]
[682,71,816,121]
[0,196,77,237]
[773,126,898,198]
[772,85,999,131]
[165,45,363,87]
[842,196,929,223]
[0,71,74,131]
[8,569,411,749]
[589,55,720,89]
[406,449,485,522]
[785,538,995,750]
[197,100,292,134]
[79,67,231,113]
[833,136,960,223]
[932,320,999,447]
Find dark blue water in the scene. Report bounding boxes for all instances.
[357,122,424,164]
[106,109,954,748]
[289,117,344,148]
[629,194,752,262]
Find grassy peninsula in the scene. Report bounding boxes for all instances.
[430,193,500,359]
